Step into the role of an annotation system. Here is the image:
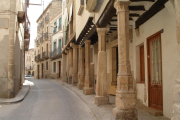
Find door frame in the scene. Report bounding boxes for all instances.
[147,31,163,110]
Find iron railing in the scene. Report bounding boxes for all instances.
[44,32,48,40]
[50,46,62,58]
[42,51,49,59]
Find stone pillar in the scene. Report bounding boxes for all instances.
[68,48,73,84]
[65,49,69,83]
[83,40,94,95]
[95,28,109,106]
[111,1,137,120]
[172,0,180,120]
[77,46,85,89]
[70,43,78,86]
[62,53,66,82]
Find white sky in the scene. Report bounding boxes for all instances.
[27,0,52,49]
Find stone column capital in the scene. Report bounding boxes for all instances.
[85,40,91,44]
[97,28,109,35]
[70,43,78,48]
[114,0,131,12]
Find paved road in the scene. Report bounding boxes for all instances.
[0,79,95,120]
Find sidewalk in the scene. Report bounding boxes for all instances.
[54,80,170,120]
[0,80,31,104]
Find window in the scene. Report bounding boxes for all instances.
[46,62,48,70]
[59,18,62,30]
[53,22,57,34]
[53,42,56,51]
[53,62,56,73]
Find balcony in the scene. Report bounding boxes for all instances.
[44,32,48,40]
[42,51,49,60]
[25,22,31,51]
[40,36,43,43]
[35,39,40,46]
[50,46,62,60]
[25,66,34,70]
[45,15,49,23]
[35,54,41,62]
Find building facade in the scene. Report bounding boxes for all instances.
[34,0,62,79]
[0,0,30,98]
[34,0,180,119]
[50,13,63,79]
[25,49,35,76]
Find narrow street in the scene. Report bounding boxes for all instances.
[0,79,95,120]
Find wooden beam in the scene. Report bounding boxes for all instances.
[135,0,168,28]
[130,0,154,2]
[129,6,146,11]
[129,13,140,17]
[96,0,116,28]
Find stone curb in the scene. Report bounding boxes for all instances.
[0,85,30,104]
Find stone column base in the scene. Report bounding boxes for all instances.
[111,108,138,120]
[72,82,77,86]
[95,96,109,106]
[83,87,94,95]
[68,77,72,84]
[77,84,84,90]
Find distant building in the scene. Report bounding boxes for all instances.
[25,49,35,76]
[0,0,30,98]
[34,0,62,79]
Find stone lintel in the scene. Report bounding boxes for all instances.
[95,96,109,106]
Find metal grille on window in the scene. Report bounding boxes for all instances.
[150,37,161,85]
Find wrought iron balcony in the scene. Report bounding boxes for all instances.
[50,46,62,60]
[35,39,39,46]
[45,15,49,23]
[40,36,43,43]
[42,51,49,59]
[44,32,48,40]
[35,54,41,62]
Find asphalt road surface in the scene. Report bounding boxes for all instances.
[0,79,95,120]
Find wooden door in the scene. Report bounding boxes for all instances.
[59,61,61,78]
[147,32,163,111]
[38,65,39,79]
[42,63,43,78]
[140,45,145,82]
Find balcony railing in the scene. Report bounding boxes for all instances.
[45,15,49,23]
[35,54,41,62]
[35,39,39,46]
[40,36,43,43]
[44,32,48,40]
[42,51,49,59]
[25,66,34,70]
[50,46,62,59]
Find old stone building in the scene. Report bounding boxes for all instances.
[50,13,63,79]
[33,0,180,119]
[60,0,180,119]
[0,0,30,98]
[25,49,35,76]
[34,0,62,79]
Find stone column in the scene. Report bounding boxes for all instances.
[68,47,73,84]
[83,40,94,95]
[95,28,109,106]
[70,43,78,86]
[112,1,137,120]
[77,45,85,89]
[172,0,180,120]
[65,49,69,83]
[62,53,66,82]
